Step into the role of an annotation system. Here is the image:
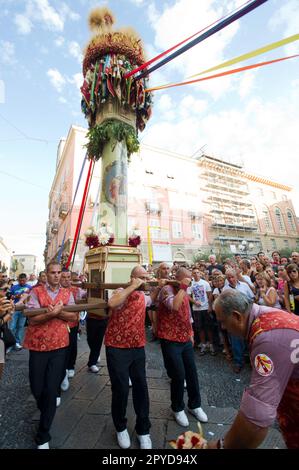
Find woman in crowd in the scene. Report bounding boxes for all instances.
[255,272,281,308]
[264,265,278,288]
[250,259,265,283]
[212,275,232,361]
[277,265,289,309]
[284,264,299,315]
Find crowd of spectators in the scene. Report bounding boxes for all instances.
[144,251,299,373]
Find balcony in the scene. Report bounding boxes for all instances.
[202,170,245,186]
[188,211,201,220]
[214,236,261,242]
[206,195,252,207]
[211,221,258,231]
[59,203,68,219]
[204,181,250,195]
[145,201,162,215]
[51,221,59,234]
[210,208,255,218]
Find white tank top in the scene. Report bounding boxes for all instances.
[257,287,281,309]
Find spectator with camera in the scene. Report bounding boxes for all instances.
[0,284,15,378]
[8,273,32,350]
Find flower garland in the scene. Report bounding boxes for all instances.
[128,227,141,247]
[80,53,153,132]
[81,8,153,138]
[85,120,140,161]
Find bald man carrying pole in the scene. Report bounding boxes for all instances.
[210,290,299,449]
[105,265,163,450]
[156,267,208,428]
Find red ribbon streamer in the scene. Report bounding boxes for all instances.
[124,0,253,79]
[65,159,94,268]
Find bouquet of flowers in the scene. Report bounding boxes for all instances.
[128,227,141,247]
[84,226,100,249]
[169,422,207,449]
[84,224,114,248]
[98,223,114,245]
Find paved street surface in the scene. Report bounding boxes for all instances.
[0,329,285,449]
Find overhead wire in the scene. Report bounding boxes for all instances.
[0,112,57,144]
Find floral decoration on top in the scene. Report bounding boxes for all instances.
[169,422,208,449]
[81,7,153,142]
[84,224,114,249]
[128,227,141,247]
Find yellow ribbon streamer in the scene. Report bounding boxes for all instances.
[145,54,299,93]
[146,33,299,93]
[188,33,299,78]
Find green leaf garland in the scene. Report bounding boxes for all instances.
[85,119,139,161]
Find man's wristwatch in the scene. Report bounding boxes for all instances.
[217,438,225,449]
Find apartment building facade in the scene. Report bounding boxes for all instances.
[45,126,299,269]
[10,254,37,277]
[0,236,10,274]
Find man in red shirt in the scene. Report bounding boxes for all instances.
[23,262,77,449]
[60,269,86,380]
[106,265,162,450]
[156,267,208,427]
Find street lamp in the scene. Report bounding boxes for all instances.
[242,240,248,257]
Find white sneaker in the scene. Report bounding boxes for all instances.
[56,397,61,407]
[137,434,152,449]
[61,372,69,391]
[174,410,189,427]
[37,442,50,449]
[188,407,208,423]
[89,365,99,373]
[117,429,131,449]
[129,377,132,387]
[184,380,187,389]
[67,369,75,378]
[15,343,22,350]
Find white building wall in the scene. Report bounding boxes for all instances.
[0,237,10,273]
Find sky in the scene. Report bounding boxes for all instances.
[0,0,298,267]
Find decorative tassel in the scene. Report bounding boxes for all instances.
[88,7,115,34]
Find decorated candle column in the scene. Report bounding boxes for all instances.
[81,8,153,245]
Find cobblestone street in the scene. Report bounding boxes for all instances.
[0,329,285,450]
